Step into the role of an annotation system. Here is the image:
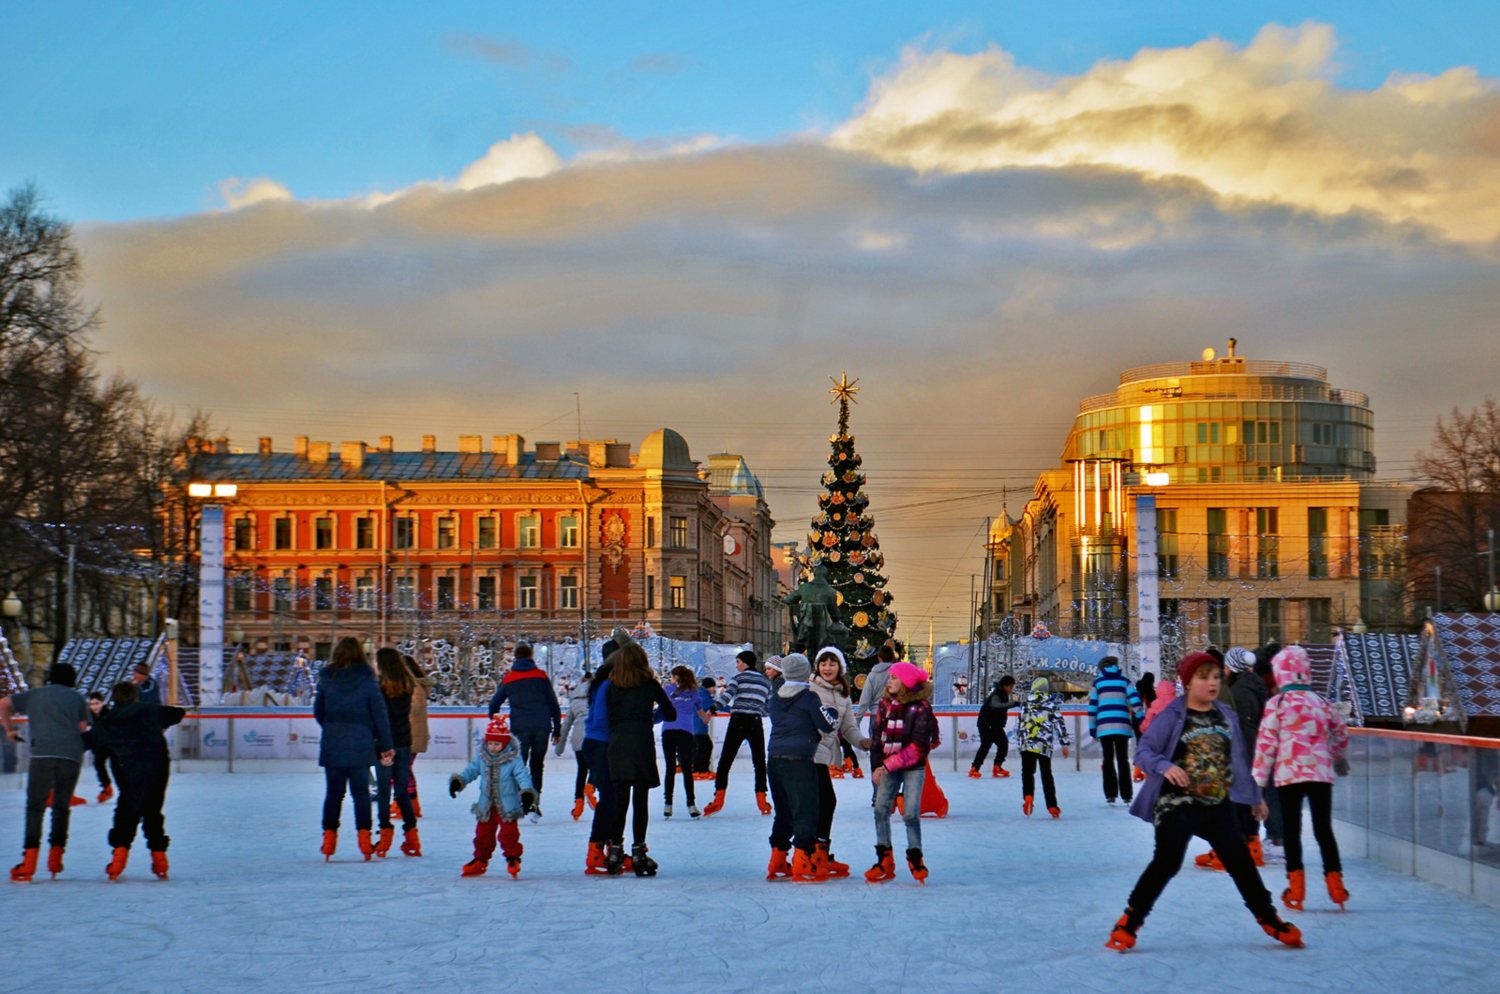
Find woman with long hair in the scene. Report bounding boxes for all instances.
[659,666,702,819]
[402,653,434,816]
[808,648,864,878]
[373,648,421,857]
[580,652,618,875]
[605,644,676,876]
[313,638,394,861]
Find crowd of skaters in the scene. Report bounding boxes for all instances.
[2,628,1354,953]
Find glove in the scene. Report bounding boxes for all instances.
[520,788,538,812]
[1334,758,1351,778]
[553,739,566,757]
[448,775,463,798]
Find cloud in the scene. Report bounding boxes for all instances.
[217,176,293,210]
[446,32,573,75]
[454,133,563,190]
[832,22,1500,242]
[629,52,695,76]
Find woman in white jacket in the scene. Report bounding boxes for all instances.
[810,647,866,880]
[557,671,597,821]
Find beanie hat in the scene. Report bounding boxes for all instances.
[736,649,758,667]
[1030,677,1050,693]
[778,653,812,682]
[484,715,511,747]
[814,646,847,673]
[763,655,784,674]
[1177,651,1221,685]
[889,662,927,690]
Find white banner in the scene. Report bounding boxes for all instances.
[1134,494,1161,679]
[199,505,225,701]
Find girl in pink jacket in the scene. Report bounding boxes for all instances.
[1252,645,1350,912]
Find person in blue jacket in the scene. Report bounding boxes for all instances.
[764,653,835,882]
[488,641,561,819]
[313,638,394,862]
[1089,656,1144,805]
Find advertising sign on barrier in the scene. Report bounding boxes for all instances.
[288,719,322,761]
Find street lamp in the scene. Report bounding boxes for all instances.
[1351,617,1368,635]
[188,482,237,498]
[2,591,20,619]
[229,625,245,647]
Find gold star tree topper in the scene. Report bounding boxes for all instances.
[829,371,859,435]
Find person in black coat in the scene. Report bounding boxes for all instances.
[604,644,676,876]
[313,638,394,861]
[87,680,185,880]
[971,676,1018,777]
[373,648,420,858]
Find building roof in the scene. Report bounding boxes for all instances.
[186,450,591,483]
[1433,613,1500,719]
[637,429,698,478]
[706,453,764,499]
[1343,632,1418,720]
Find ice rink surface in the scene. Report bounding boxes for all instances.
[6,758,1499,994]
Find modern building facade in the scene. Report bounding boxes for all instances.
[990,344,1411,659]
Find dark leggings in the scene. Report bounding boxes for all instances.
[574,747,592,800]
[94,749,114,789]
[1021,751,1057,808]
[1101,735,1133,802]
[610,780,652,847]
[660,730,696,806]
[816,763,837,839]
[1279,781,1341,874]
[1127,801,1273,921]
[582,739,615,844]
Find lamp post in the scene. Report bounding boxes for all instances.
[2,590,29,684]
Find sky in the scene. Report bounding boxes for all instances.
[4,3,1499,642]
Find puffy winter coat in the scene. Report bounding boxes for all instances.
[1016,690,1071,758]
[1130,696,1262,823]
[87,702,185,771]
[809,675,863,767]
[1088,662,1143,738]
[1252,646,1349,788]
[313,665,395,768]
[1230,670,1272,750]
[767,684,835,758]
[559,680,592,752]
[408,669,435,754]
[1140,678,1177,732]
[976,685,1018,738]
[452,740,534,822]
[869,680,939,773]
[488,657,562,737]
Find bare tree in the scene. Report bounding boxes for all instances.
[1411,399,1500,611]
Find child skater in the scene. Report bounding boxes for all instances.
[449,715,535,878]
[659,666,703,819]
[87,681,185,881]
[559,667,597,821]
[1107,651,1302,952]
[1253,645,1351,911]
[1016,677,1070,817]
[864,661,939,883]
[970,675,1018,778]
[87,693,117,803]
[809,648,863,879]
[765,653,834,882]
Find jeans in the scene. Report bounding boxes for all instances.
[1280,781,1341,874]
[376,746,416,829]
[715,714,767,793]
[23,758,82,849]
[1264,783,1284,842]
[109,759,171,851]
[660,730,696,806]
[516,730,550,798]
[768,757,821,854]
[972,730,1008,770]
[1127,801,1274,921]
[874,766,925,850]
[581,738,615,844]
[322,765,373,832]
[1021,751,1057,808]
[1101,735,1133,802]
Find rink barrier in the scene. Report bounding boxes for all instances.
[1334,727,1500,908]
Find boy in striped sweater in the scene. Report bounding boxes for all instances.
[703,651,774,816]
[1089,656,1144,805]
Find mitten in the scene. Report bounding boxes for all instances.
[449,775,464,798]
[520,788,538,811]
[1334,758,1351,777]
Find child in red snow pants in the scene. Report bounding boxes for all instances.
[473,814,523,862]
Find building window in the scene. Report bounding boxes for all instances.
[1156,507,1179,579]
[519,516,540,549]
[315,517,334,551]
[1308,507,1328,578]
[1256,508,1279,579]
[669,575,687,609]
[437,516,457,550]
[1208,598,1231,648]
[315,642,332,663]
[559,575,579,609]
[993,558,1005,581]
[355,517,375,550]
[669,517,688,549]
[646,517,656,549]
[1243,420,1281,445]
[395,575,414,610]
[354,575,375,610]
[274,518,293,551]
[559,515,579,548]
[646,574,656,610]
[394,518,414,550]
[1307,598,1331,642]
[1207,508,1229,579]
[477,517,497,549]
[232,576,252,612]
[436,575,455,610]
[273,575,293,613]
[314,576,334,611]
[1258,598,1283,645]
[519,575,539,609]
[476,575,496,610]
[234,517,253,551]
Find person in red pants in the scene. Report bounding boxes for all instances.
[450,716,535,877]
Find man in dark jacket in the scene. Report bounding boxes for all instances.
[131,662,162,706]
[488,642,561,815]
[971,675,1018,778]
[2,663,91,881]
[88,681,186,880]
[765,653,835,879]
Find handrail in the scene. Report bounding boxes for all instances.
[1348,726,1500,750]
[1120,359,1328,384]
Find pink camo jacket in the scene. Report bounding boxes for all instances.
[1252,646,1349,788]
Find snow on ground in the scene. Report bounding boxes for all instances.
[5,758,1499,994]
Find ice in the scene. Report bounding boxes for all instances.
[4,758,1499,993]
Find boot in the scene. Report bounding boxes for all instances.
[461,858,488,876]
[817,840,850,878]
[1248,837,1266,867]
[1106,907,1144,952]
[1132,765,1146,782]
[400,827,422,857]
[389,801,401,819]
[506,855,521,878]
[1282,869,1305,911]
[572,798,586,821]
[842,757,853,772]
[1023,795,1034,816]
[756,792,772,816]
[605,843,626,876]
[374,827,395,857]
[1257,912,1304,947]
[703,789,726,816]
[585,841,609,875]
[905,847,929,883]
[47,846,64,879]
[993,766,1008,778]
[810,847,831,881]
[97,785,114,803]
[1326,871,1350,910]
[1194,850,1224,871]
[10,848,38,883]
[968,767,982,779]
[321,830,337,861]
[357,829,374,861]
[106,846,129,881]
[151,850,169,880]
[689,804,702,819]
[70,795,86,807]
[829,765,845,779]
[631,844,658,877]
[791,849,821,882]
[1048,806,1061,819]
[585,783,598,808]
[864,845,896,883]
[411,797,422,818]
[850,766,864,779]
[766,847,792,881]
[895,796,903,816]
[664,803,673,818]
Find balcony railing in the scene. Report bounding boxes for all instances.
[1120,359,1328,384]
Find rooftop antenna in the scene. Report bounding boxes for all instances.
[573,392,582,446]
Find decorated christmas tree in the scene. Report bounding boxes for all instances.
[802,372,897,668]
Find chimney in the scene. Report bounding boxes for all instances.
[295,436,309,459]
[1227,337,1238,358]
[422,435,437,453]
[309,441,331,463]
[493,434,524,464]
[535,441,562,461]
[340,442,365,468]
[214,436,230,455]
[589,443,608,468]
[378,436,393,453]
[606,443,631,468]
[458,435,482,454]
[258,437,272,456]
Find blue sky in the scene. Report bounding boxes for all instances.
[4,1,1498,221]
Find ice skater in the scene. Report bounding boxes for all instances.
[865,661,938,883]
[1253,645,1351,911]
[809,648,863,879]
[765,653,835,882]
[1106,651,1302,952]
[1088,657,1143,805]
[703,650,773,817]
[87,681,186,880]
[2,663,91,882]
[1016,677,1070,818]
[487,641,561,821]
[558,667,597,820]
[605,643,676,876]
[693,678,717,780]
[313,637,395,862]
[373,648,421,858]
[970,675,1018,778]
[450,715,535,877]
[659,666,703,818]
[87,692,118,803]
[402,653,434,818]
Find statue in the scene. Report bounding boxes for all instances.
[783,564,845,657]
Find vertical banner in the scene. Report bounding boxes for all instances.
[1134,494,1161,679]
[199,505,225,703]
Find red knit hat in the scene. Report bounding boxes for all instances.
[1177,651,1221,685]
[484,715,511,747]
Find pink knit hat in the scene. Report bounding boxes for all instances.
[888,662,927,690]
